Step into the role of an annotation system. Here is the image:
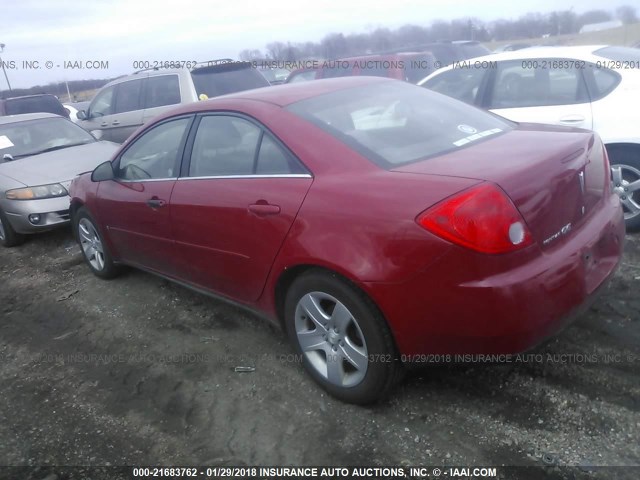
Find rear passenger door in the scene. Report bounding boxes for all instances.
[170,114,313,302]
[142,74,183,125]
[109,78,145,143]
[484,59,593,129]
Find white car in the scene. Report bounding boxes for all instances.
[418,45,640,230]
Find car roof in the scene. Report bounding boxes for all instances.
[0,112,61,125]
[418,45,620,85]
[471,45,608,63]
[0,93,58,101]
[168,76,391,114]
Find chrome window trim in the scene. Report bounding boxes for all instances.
[177,174,312,180]
[116,177,179,183]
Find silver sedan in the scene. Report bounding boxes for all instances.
[0,113,119,247]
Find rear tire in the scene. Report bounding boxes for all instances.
[284,269,403,404]
[74,207,120,279]
[0,210,25,248]
[608,146,640,231]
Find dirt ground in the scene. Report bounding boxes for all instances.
[0,226,638,479]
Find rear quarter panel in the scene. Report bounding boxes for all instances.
[591,70,640,144]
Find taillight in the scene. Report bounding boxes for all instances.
[417,183,533,254]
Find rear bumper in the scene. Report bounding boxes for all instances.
[365,193,625,358]
[2,196,71,234]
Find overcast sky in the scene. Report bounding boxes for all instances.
[0,0,632,89]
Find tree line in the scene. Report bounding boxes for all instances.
[0,77,114,101]
[240,5,638,61]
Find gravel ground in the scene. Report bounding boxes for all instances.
[0,227,638,480]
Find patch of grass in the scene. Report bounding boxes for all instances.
[486,22,640,50]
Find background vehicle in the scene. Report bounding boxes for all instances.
[389,40,491,66]
[63,101,90,123]
[286,51,437,84]
[0,94,70,118]
[0,113,118,247]
[70,77,623,404]
[419,45,640,230]
[493,43,533,53]
[258,67,291,84]
[77,60,270,143]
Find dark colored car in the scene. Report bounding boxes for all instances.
[386,40,491,66]
[286,52,438,84]
[69,77,624,404]
[0,94,70,118]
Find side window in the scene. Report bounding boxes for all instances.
[89,86,115,117]
[423,67,486,105]
[114,80,143,114]
[145,75,181,109]
[587,67,621,100]
[256,134,306,175]
[489,60,587,109]
[189,116,260,177]
[117,118,190,180]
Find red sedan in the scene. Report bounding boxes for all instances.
[69,77,624,404]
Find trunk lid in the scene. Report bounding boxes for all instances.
[393,124,608,249]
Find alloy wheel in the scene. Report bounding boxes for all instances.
[0,217,5,241]
[294,291,368,388]
[78,218,105,271]
[612,165,640,221]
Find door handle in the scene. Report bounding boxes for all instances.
[248,203,281,216]
[146,197,166,209]
[100,122,108,127]
[559,115,585,124]
[112,120,120,125]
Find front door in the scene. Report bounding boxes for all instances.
[97,116,193,275]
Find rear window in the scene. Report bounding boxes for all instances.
[191,63,269,98]
[5,96,67,117]
[287,81,512,168]
[594,46,640,62]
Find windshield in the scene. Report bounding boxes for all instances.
[287,81,513,168]
[260,68,291,83]
[0,117,96,159]
[191,64,270,97]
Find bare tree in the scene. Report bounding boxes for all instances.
[239,49,263,61]
[616,5,638,24]
[265,42,289,61]
[578,9,612,28]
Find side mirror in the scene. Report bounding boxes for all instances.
[91,161,115,182]
[77,110,88,120]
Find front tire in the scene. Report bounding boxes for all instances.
[74,207,120,279]
[284,269,402,404]
[0,210,25,248]
[608,146,640,231]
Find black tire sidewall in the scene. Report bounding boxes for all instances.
[284,270,399,404]
[0,210,25,248]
